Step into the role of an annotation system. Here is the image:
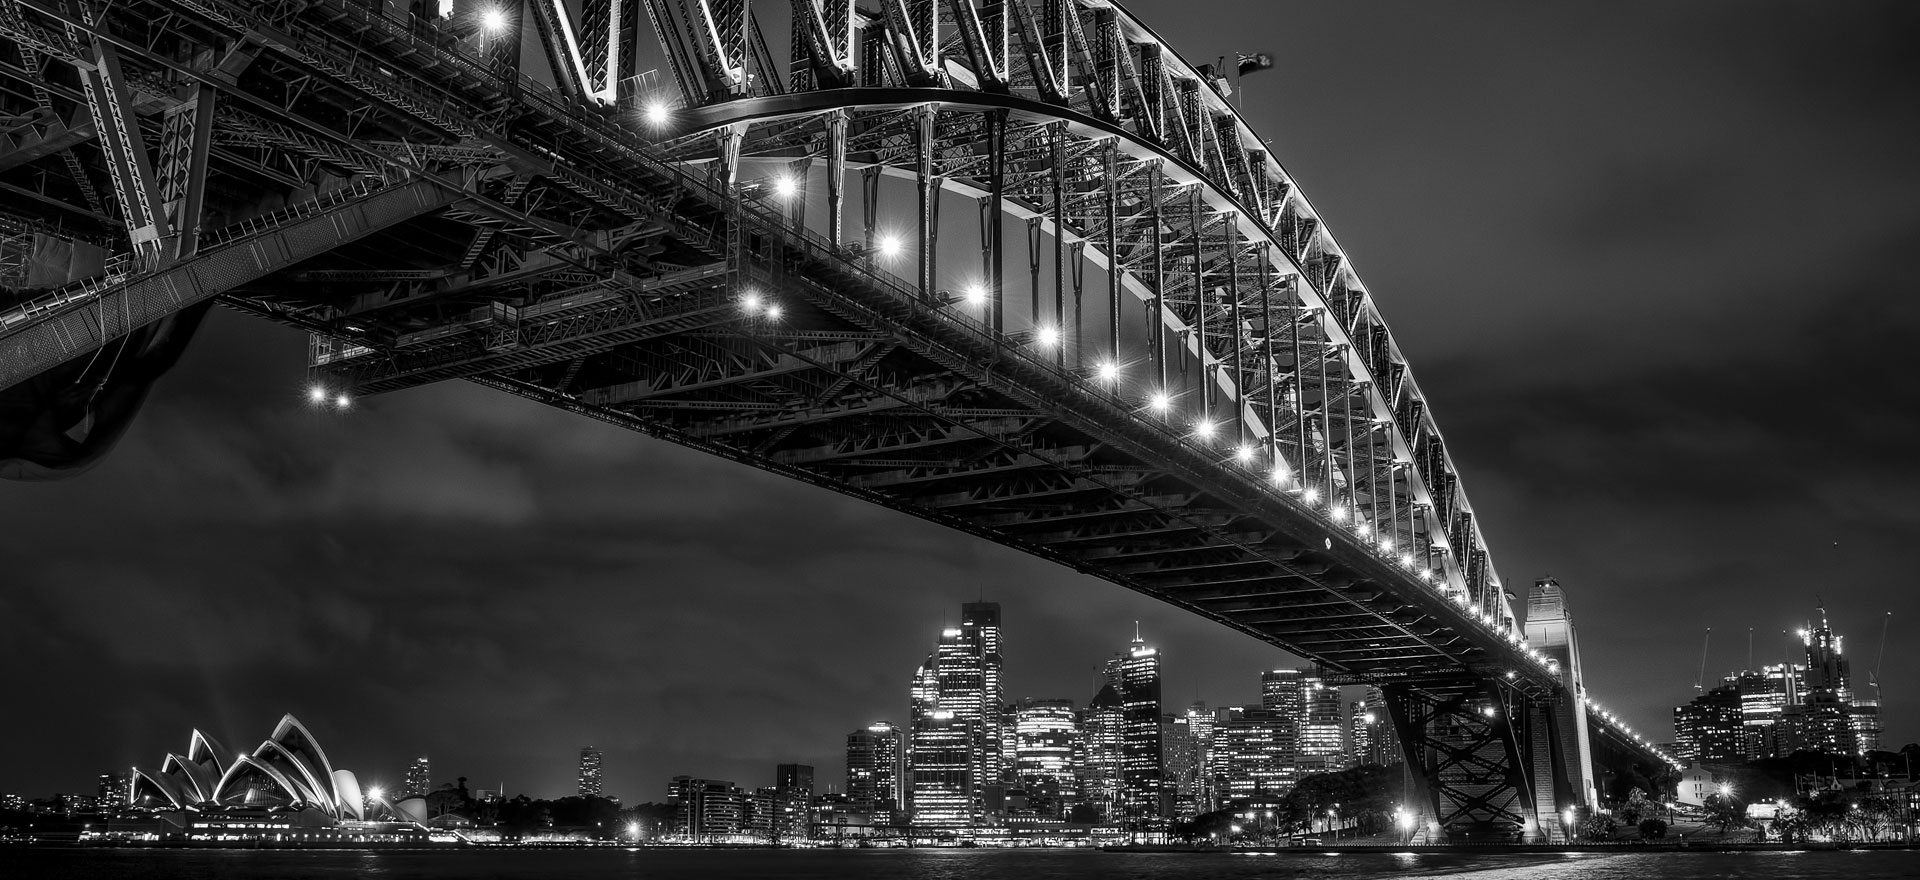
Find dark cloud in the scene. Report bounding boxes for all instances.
[4,0,1919,801]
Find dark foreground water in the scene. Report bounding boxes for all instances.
[2,847,1916,880]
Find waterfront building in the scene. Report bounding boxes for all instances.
[404,756,430,798]
[120,714,430,841]
[577,746,604,797]
[668,776,751,838]
[1350,689,1400,767]
[775,764,813,839]
[1013,698,1078,817]
[845,722,904,813]
[1,793,24,812]
[1674,683,1745,763]
[1108,629,1165,823]
[963,601,1007,787]
[1297,671,1348,775]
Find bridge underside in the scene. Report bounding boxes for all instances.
[0,0,1677,837]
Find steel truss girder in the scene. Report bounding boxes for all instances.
[1385,679,1558,842]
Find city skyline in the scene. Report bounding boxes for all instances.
[3,0,1918,810]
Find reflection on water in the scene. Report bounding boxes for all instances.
[1,847,1915,879]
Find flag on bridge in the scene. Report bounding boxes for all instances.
[1237,52,1276,76]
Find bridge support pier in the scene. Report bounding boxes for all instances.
[1385,679,1568,843]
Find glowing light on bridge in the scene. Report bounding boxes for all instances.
[1191,420,1216,441]
[481,8,508,32]
[644,101,672,127]
[1234,444,1255,464]
[1096,360,1120,382]
[877,234,903,258]
[1148,391,1172,414]
[1329,504,1347,521]
[765,305,783,320]
[1303,487,1321,503]
[334,393,351,409]
[741,292,763,313]
[306,385,328,405]
[771,175,798,199]
[1035,325,1060,348]
[964,283,989,307]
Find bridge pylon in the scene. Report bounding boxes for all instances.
[1384,678,1577,843]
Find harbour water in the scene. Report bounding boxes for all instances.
[2,847,1916,879]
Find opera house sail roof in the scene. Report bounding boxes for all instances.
[128,713,423,824]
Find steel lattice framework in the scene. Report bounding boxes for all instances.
[0,0,1678,839]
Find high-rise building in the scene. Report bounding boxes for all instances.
[1078,685,1125,818]
[907,709,972,826]
[97,771,130,812]
[1108,629,1165,823]
[846,722,904,813]
[669,776,750,838]
[578,746,604,797]
[1160,713,1200,819]
[1674,683,1745,762]
[1775,611,1871,756]
[404,756,431,798]
[773,764,813,840]
[1258,669,1304,780]
[1014,698,1079,817]
[1297,672,1347,775]
[1185,702,1216,811]
[1736,664,1800,758]
[1350,689,1400,767]
[905,602,1006,826]
[1208,706,1293,806]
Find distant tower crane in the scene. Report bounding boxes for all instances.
[1693,627,1713,691]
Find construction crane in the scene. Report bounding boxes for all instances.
[1870,612,1891,703]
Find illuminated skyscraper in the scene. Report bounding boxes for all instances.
[404,756,431,798]
[1185,702,1216,810]
[906,602,1005,825]
[1674,683,1745,762]
[1160,713,1200,818]
[1297,671,1348,775]
[1208,706,1292,805]
[1350,688,1399,767]
[97,771,130,812]
[1107,629,1164,823]
[1736,664,1799,758]
[908,709,972,826]
[1078,685,1124,817]
[1258,669,1304,775]
[578,746,604,797]
[846,722,904,813]
[1014,698,1079,816]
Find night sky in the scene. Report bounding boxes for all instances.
[4,1,1918,802]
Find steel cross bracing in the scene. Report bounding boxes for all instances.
[0,0,1680,836]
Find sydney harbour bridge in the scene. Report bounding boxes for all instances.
[0,0,1677,840]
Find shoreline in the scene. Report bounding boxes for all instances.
[1106,841,1920,854]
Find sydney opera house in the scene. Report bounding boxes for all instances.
[115,714,436,842]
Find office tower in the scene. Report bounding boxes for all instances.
[1297,672,1348,775]
[1208,706,1293,805]
[97,771,130,812]
[1078,686,1124,817]
[1185,702,1215,811]
[404,756,431,798]
[1108,629,1165,823]
[1014,698,1079,816]
[908,709,972,826]
[578,746,604,797]
[1776,611,1867,755]
[962,601,1007,786]
[1674,683,1745,762]
[1736,664,1799,758]
[1525,577,1596,806]
[1259,669,1304,778]
[1350,687,1400,767]
[1160,713,1200,819]
[846,722,903,813]
[773,764,813,839]
[906,602,1006,825]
